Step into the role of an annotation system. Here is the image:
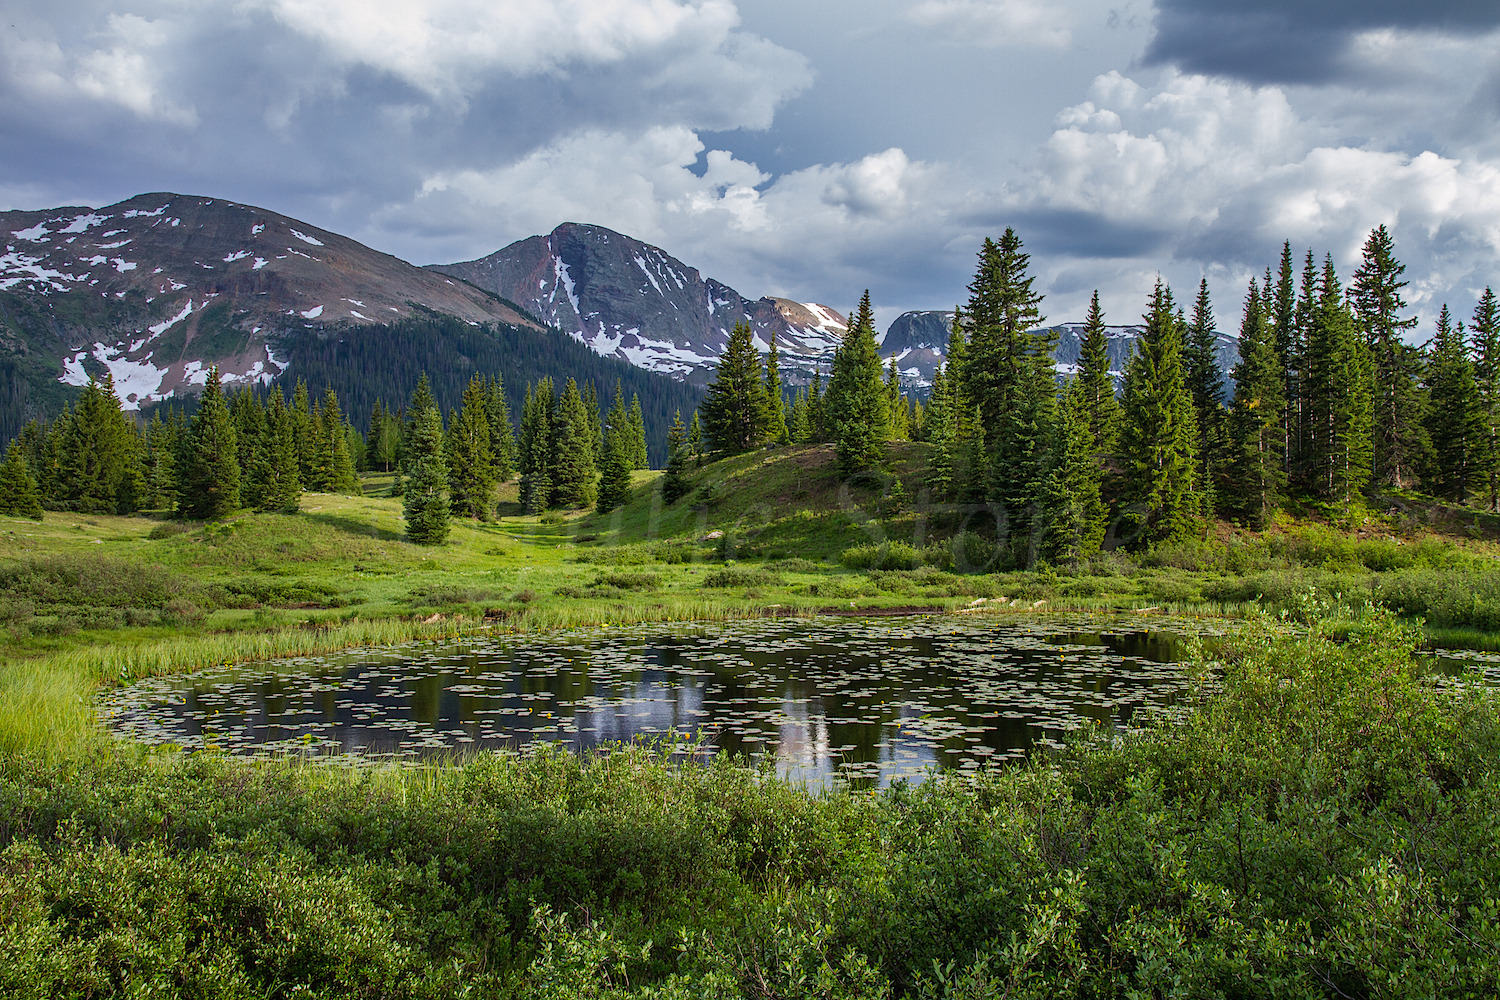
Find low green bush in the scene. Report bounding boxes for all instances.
[840,541,922,571]
[700,566,782,589]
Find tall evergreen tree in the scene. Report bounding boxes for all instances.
[1352,225,1424,489]
[179,366,240,520]
[291,379,316,487]
[582,379,603,466]
[403,394,450,544]
[1076,290,1120,454]
[141,411,179,511]
[788,388,812,444]
[367,400,399,473]
[1119,281,1199,545]
[230,390,265,505]
[1184,278,1228,512]
[551,378,598,509]
[1424,304,1482,503]
[446,374,497,519]
[0,442,44,519]
[518,379,555,513]
[485,374,517,484]
[314,387,361,494]
[253,391,302,513]
[1306,257,1373,505]
[57,376,140,514]
[886,358,909,440]
[826,291,890,475]
[627,394,649,469]
[700,321,772,453]
[1227,279,1286,527]
[1469,287,1500,512]
[1270,243,1301,478]
[660,410,692,505]
[1042,381,1106,566]
[688,410,703,464]
[924,366,957,501]
[596,392,634,514]
[806,372,827,443]
[765,333,789,445]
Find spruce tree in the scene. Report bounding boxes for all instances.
[485,374,517,484]
[179,366,241,520]
[886,358,909,440]
[628,394,649,469]
[826,291,890,475]
[447,374,497,519]
[1184,278,1228,513]
[0,442,44,519]
[1472,288,1500,512]
[788,389,812,444]
[57,376,140,514]
[1227,279,1286,528]
[1424,304,1481,503]
[315,387,361,494]
[596,405,634,514]
[403,397,450,544]
[765,333,789,445]
[291,379,316,487]
[1270,243,1301,477]
[1076,290,1120,454]
[551,378,598,509]
[1352,225,1425,489]
[141,411,179,511]
[583,379,603,466]
[368,400,398,473]
[925,366,957,501]
[807,372,827,443]
[1042,381,1106,567]
[1306,257,1373,505]
[700,322,771,453]
[230,390,265,506]
[688,411,703,465]
[1119,281,1199,545]
[661,410,692,505]
[518,379,555,513]
[254,391,302,512]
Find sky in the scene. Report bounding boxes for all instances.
[3,0,1500,335]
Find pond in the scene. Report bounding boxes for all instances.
[102,613,1236,785]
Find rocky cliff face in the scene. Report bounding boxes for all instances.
[0,193,539,412]
[429,223,847,385]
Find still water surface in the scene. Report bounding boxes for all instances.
[104,614,1227,784]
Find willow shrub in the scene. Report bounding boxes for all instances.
[3,611,1500,997]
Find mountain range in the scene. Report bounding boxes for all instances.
[2,192,1238,443]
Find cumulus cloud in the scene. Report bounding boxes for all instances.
[908,0,1072,49]
[1000,69,1500,325]
[1144,0,1500,84]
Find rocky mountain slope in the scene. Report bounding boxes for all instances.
[0,193,541,424]
[428,223,847,385]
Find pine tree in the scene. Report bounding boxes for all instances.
[700,321,771,453]
[886,358,909,440]
[1424,304,1481,503]
[1306,257,1373,505]
[1042,381,1106,566]
[368,400,398,473]
[583,379,603,466]
[315,387,361,494]
[551,378,597,509]
[447,374,497,519]
[765,332,789,445]
[807,372,827,443]
[485,374,517,484]
[141,411,179,511]
[291,379,316,487]
[1184,278,1228,513]
[1352,225,1425,489]
[0,442,44,519]
[1076,290,1120,454]
[254,391,302,512]
[826,291,890,475]
[688,410,703,465]
[179,366,241,520]
[230,390,265,507]
[1119,281,1199,545]
[788,388,812,444]
[596,395,634,514]
[1270,243,1301,478]
[661,410,692,504]
[1472,288,1500,512]
[628,394,648,469]
[518,379,555,513]
[1227,279,1286,527]
[57,376,141,514]
[403,396,450,544]
[924,366,957,501]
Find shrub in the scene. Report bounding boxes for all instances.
[701,567,782,588]
[592,572,661,592]
[840,542,921,571]
[407,585,499,606]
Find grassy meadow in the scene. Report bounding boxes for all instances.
[4,442,1500,995]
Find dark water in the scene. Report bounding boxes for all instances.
[102,615,1219,785]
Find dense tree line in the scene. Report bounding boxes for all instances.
[271,313,699,468]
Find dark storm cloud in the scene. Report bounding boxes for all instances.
[1144,0,1500,84]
